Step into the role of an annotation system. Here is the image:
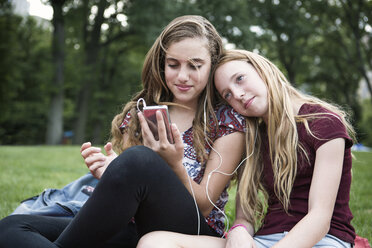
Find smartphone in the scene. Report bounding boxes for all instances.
[142,105,174,144]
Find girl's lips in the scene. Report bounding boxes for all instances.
[244,96,255,109]
[176,84,192,91]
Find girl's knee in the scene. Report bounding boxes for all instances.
[108,145,169,180]
[112,146,157,171]
[137,231,175,248]
[0,215,27,243]
[0,215,24,230]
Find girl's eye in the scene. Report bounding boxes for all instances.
[236,75,244,82]
[224,92,232,100]
[190,64,202,70]
[168,64,178,68]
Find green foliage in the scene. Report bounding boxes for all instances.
[1,0,371,145]
[358,100,372,146]
[0,12,23,113]
[0,14,52,144]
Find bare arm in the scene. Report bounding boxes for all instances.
[188,130,245,216]
[138,110,246,216]
[225,195,257,248]
[272,138,345,248]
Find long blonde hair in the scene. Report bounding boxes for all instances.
[110,15,223,162]
[211,49,356,227]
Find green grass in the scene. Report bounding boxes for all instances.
[0,146,88,218]
[0,146,371,242]
[349,152,372,240]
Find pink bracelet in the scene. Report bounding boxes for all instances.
[227,224,247,237]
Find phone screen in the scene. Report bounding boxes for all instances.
[142,105,174,143]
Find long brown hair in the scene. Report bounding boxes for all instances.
[110,15,223,162]
[210,49,356,227]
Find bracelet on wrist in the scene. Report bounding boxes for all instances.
[226,224,248,238]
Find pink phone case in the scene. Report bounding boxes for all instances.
[143,105,174,143]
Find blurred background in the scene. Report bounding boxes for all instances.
[1,0,372,147]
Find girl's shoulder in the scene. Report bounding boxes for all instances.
[298,103,353,149]
[298,103,343,125]
[299,103,335,115]
[213,104,246,132]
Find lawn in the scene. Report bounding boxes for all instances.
[0,146,88,218]
[0,146,371,243]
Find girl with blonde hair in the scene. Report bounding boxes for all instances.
[0,16,245,247]
[137,49,356,248]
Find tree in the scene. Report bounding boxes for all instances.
[0,1,23,124]
[46,0,67,144]
[337,0,372,104]
[70,0,204,143]
[0,12,52,144]
[2,0,370,145]
[197,0,368,141]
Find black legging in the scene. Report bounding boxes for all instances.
[0,146,218,248]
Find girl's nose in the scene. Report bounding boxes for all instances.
[232,87,244,100]
[178,66,190,82]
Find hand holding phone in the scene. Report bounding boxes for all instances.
[142,105,174,144]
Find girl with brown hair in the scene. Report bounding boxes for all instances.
[0,16,245,247]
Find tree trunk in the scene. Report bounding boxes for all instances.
[72,0,108,144]
[46,0,65,145]
[342,0,372,104]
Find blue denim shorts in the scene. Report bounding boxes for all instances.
[253,232,352,248]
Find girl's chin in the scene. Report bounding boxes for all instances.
[172,95,196,104]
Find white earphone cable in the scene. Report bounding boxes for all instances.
[203,96,257,237]
[184,165,201,235]
[137,97,201,235]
